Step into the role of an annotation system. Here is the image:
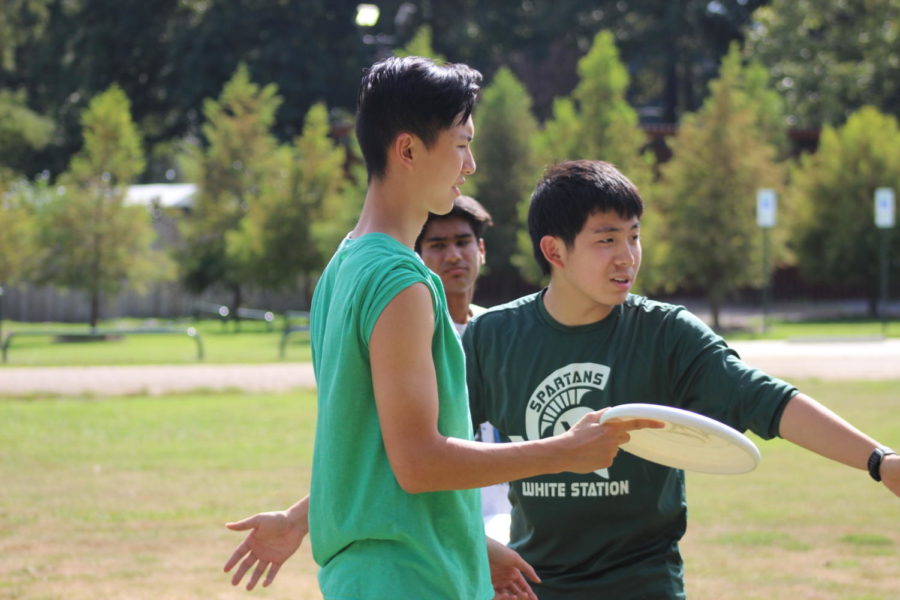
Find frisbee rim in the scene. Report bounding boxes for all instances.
[599,403,761,474]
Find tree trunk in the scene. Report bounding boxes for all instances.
[0,284,5,342]
[231,285,242,330]
[89,289,100,332]
[709,296,721,332]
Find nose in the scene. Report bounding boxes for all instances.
[462,147,476,176]
[616,244,636,266]
[447,243,463,261]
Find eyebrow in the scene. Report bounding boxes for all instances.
[590,222,641,234]
[424,232,474,243]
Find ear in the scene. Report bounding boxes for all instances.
[391,132,416,171]
[477,238,486,266]
[539,236,566,271]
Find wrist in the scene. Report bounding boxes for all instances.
[866,446,896,482]
[285,497,310,531]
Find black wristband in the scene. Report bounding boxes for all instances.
[867,446,896,482]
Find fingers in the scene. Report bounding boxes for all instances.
[223,539,250,573]
[602,417,666,432]
[231,552,258,586]
[226,514,259,531]
[246,560,269,591]
[263,562,282,587]
[511,572,538,600]
[513,555,541,584]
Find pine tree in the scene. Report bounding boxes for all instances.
[532,30,659,290]
[537,31,650,180]
[470,67,540,294]
[394,25,447,62]
[179,64,282,313]
[790,106,900,315]
[35,85,171,328]
[227,102,346,305]
[658,45,782,329]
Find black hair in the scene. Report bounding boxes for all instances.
[414,195,493,253]
[355,56,482,181]
[528,160,643,275]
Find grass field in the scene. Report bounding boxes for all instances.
[725,318,899,341]
[0,319,312,366]
[1,380,898,599]
[1,316,897,367]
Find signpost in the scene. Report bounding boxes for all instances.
[875,188,895,329]
[757,190,777,331]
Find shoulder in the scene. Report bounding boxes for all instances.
[622,294,704,325]
[469,293,540,331]
[343,234,428,273]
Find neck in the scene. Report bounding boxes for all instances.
[446,290,474,325]
[351,176,429,248]
[543,281,614,326]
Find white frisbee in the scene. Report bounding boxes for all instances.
[599,403,761,474]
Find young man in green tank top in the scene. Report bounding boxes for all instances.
[222,59,661,600]
[463,160,900,599]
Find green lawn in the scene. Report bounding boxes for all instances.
[1,380,898,599]
[0,318,312,365]
[1,316,897,367]
[725,318,899,341]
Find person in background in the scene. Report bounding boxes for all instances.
[415,195,513,544]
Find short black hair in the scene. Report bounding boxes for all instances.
[528,160,643,275]
[355,56,482,181]
[414,195,493,253]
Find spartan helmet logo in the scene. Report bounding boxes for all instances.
[524,363,611,441]
[518,362,613,479]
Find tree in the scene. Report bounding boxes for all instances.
[0,88,52,333]
[469,67,540,295]
[179,63,283,312]
[0,89,53,174]
[746,0,900,128]
[537,31,643,170]
[35,85,171,328]
[226,102,347,306]
[533,30,661,290]
[394,25,446,62]
[0,0,51,71]
[657,46,782,330]
[0,178,37,339]
[790,107,900,315]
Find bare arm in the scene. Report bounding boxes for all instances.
[371,283,661,494]
[779,393,899,497]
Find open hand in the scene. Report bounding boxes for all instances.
[223,510,307,590]
[486,536,540,600]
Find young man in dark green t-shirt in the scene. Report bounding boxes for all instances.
[463,160,900,599]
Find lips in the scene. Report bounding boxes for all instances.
[610,274,633,290]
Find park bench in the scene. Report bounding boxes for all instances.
[279,310,310,359]
[193,302,276,331]
[1,327,205,363]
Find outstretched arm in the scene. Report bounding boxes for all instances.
[223,496,309,590]
[779,393,900,497]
